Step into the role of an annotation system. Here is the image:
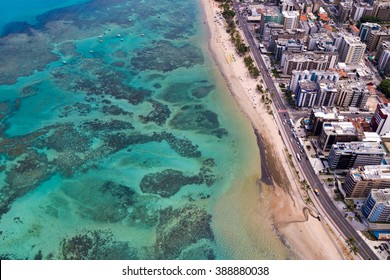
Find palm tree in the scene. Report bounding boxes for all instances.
[346,237,358,255]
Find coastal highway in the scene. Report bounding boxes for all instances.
[231,0,378,260]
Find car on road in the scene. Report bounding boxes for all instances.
[314,188,320,196]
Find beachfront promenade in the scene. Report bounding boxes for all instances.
[230,0,378,260]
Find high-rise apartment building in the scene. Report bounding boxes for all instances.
[319,122,358,151]
[289,69,340,94]
[373,0,390,22]
[366,28,390,52]
[338,34,366,65]
[359,22,381,42]
[328,142,386,170]
[315,79,338,107]
[344,166,390,198]
[338,1,353,22]
[309,108,345,136]
[282,11,300,30]
[336,81,370,109]
[283,52,338,75]
[370,104,390,135]
[295,80,318,107]
[363,189,390,222]
[351,0,374,22]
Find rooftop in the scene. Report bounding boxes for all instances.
[282,11,300,18]
[351,166,390,181]
[312,107,344,120]
[323,122,357,135]
[332,141,385,154]
[285,51,331,63]
[371,188,390,203]
[378,103,390,115]
[343,34,365,45]
[363,132,381,142]
[318,79,337,91]
[299,80,317,90]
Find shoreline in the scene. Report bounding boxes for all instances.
[201,0,345,259]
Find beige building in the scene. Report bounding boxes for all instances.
[373,0,390,22]
[319,122,358,151]
[336,80,370,109]
[344,165,390,198]
[338,34,366,65]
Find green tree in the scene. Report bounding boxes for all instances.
[244,56,254,67]
[358,15,383,26]
[250,66,260,78]
[378,79,390,97]
[346,237,358,255]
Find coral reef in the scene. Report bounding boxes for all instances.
[155,205,214,259]
[140,169,203,198]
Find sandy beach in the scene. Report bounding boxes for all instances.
[201,0,346,259]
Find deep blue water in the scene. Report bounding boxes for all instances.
[0,0,90,35]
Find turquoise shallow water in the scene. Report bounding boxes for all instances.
[0,0,292,259]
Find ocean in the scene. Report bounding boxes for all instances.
[0,0,293,259]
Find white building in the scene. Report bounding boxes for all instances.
[282,11,300,30]
[289,69,339,94]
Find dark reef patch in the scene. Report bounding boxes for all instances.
[104,132,160,152]
[112,50,128,59]
[139,99,171,126]
[140,169,204,198]
[170,105,220,132]
[59,102,93,117]
[79,72,151,105]
[82,119,134,131]
[191,85,214,99]
[62,181,136,223]
[60,230,138,260]
[101,104,133,117]
[104,132,201,158]
[158,83,193,103]
[44,125,91,153]
[155,205,214,259]
[20,82,43,98]
[212,128,228,139]
[0,31,59,85]
[130,40,204,72]
[1,150,52,217]
[111,61,125,68]
[57,180,159,226]
[160,132,201,158]
[56,41,78,57]
[180,243,215,260]
[144,73,165,82]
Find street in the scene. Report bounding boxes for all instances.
[231,0,378,260]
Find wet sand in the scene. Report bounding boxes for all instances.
[201,0,345,259]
